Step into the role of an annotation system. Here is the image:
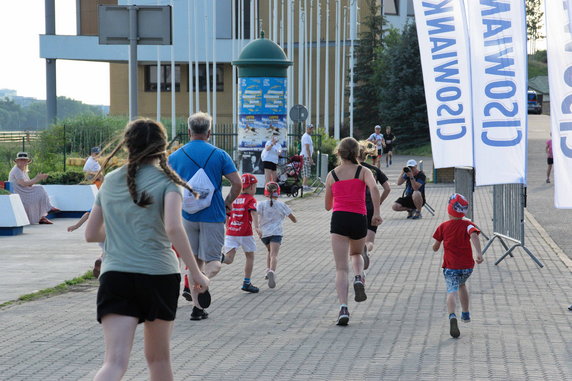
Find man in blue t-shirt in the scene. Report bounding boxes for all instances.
[169,112,242,320]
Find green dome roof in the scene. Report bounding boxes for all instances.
[232,32,292,77]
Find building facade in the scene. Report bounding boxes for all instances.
[40,0,413,132]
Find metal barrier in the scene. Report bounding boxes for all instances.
[454,167,489,240]
[482,184,543,268]
[454,167,475,220]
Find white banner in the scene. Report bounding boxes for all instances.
[466,0,528,186]
[414,0,473,168]
[545,0,572,208]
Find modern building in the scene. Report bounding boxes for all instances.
[40,0,413,133]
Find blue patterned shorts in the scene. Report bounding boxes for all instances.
[443,268,473,293]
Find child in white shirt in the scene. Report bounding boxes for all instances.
[257,182,297,288]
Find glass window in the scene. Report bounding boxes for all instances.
[383,0,399,15]
[144,65,181,92]
[188,64,224,92]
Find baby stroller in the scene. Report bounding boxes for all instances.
[277,155,303,197]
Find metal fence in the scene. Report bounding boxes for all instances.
[170,123,322,168]
[482,184,543,267]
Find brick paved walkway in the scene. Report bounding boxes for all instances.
[1,186,571,380]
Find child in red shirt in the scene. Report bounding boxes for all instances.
[432,193,484,338]
[222,173,261,293]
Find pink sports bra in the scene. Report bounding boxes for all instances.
[331,166,367,215]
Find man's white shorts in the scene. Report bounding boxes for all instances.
[224,235,257,253]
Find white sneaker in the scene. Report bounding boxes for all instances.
[267,271,276,288]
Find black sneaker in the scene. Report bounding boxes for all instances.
[190,306,208,321]
[406,210,414,219]
[412,211,422,220]
[241,283,260,293]
[362,245,370,271]
[197,289,211,309]
[353,275,367,302]
[336,306,350,326]
[182,287,193,302]
[450,317,460,338]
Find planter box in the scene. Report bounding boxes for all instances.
[43,185,98,216]
[0,194,30,236]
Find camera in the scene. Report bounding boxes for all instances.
[403,166,411,173]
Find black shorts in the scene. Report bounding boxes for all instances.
[330,211,367,240]
[97,271,181,324]
[263,161,277,171]
[547,157,554,165]
[366,207,378,233]
[395,195,425,210]
[383,144,393,154]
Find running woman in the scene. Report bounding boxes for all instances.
[325,137,382,326]
[85,118,209,380]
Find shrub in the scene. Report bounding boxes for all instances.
[42,170,86,185]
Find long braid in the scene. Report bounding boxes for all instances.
[93,137,125,183]
[158,153,198,198]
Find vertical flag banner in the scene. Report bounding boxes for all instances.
[466,0,528,186]
[545,0,572,208]
[413,0,473,168]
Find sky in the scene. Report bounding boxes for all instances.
[0,0,110,106]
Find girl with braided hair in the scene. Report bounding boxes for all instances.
[256,181,297,289]
[85,118,209,381]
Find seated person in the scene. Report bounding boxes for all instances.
[392,159,426,219]
[83,147,102,187]
[8,152,59,224]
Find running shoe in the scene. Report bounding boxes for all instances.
[336,306,350,326]
[450,317,460,338]
[190,306,208,320]
[241,283,260,293]
[353,275,367,302]
[568,305,572,311]
[92,257,102,279]
[362,245,370,270]
[406,210,414,219]
[267,271,276,289]
[182,287,193,302]
[461,311,471,322]
[412,211,422,220]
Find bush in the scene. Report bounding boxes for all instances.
[42,170,86,185]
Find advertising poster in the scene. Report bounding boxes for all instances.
[238,77,288,152]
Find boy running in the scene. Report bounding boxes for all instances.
[432,193,484,338]
[222,173,261,293]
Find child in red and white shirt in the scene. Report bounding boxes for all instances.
[222,173,261,293]
[432,193,484,339]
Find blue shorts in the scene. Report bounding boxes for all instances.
[261,235,283,245]
[443,268,473,293]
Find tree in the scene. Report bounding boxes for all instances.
[526,0,544,53]
[374,23,428,150]
[352,0,386,138]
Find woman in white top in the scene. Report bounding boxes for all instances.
[8,152,58,224]
[261,135,282,183]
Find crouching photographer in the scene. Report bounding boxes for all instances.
[392,159,426,219]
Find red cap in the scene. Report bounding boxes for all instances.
[448,193,469,218]
[241,173,257,189]
[264,181,281,197]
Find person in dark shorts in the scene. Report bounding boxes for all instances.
[392,159,426,219]
[85,118,209,380]
[325,137,382,326]
[357,141,391,270]
[367,125,384,168]
[383,126,396,167]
